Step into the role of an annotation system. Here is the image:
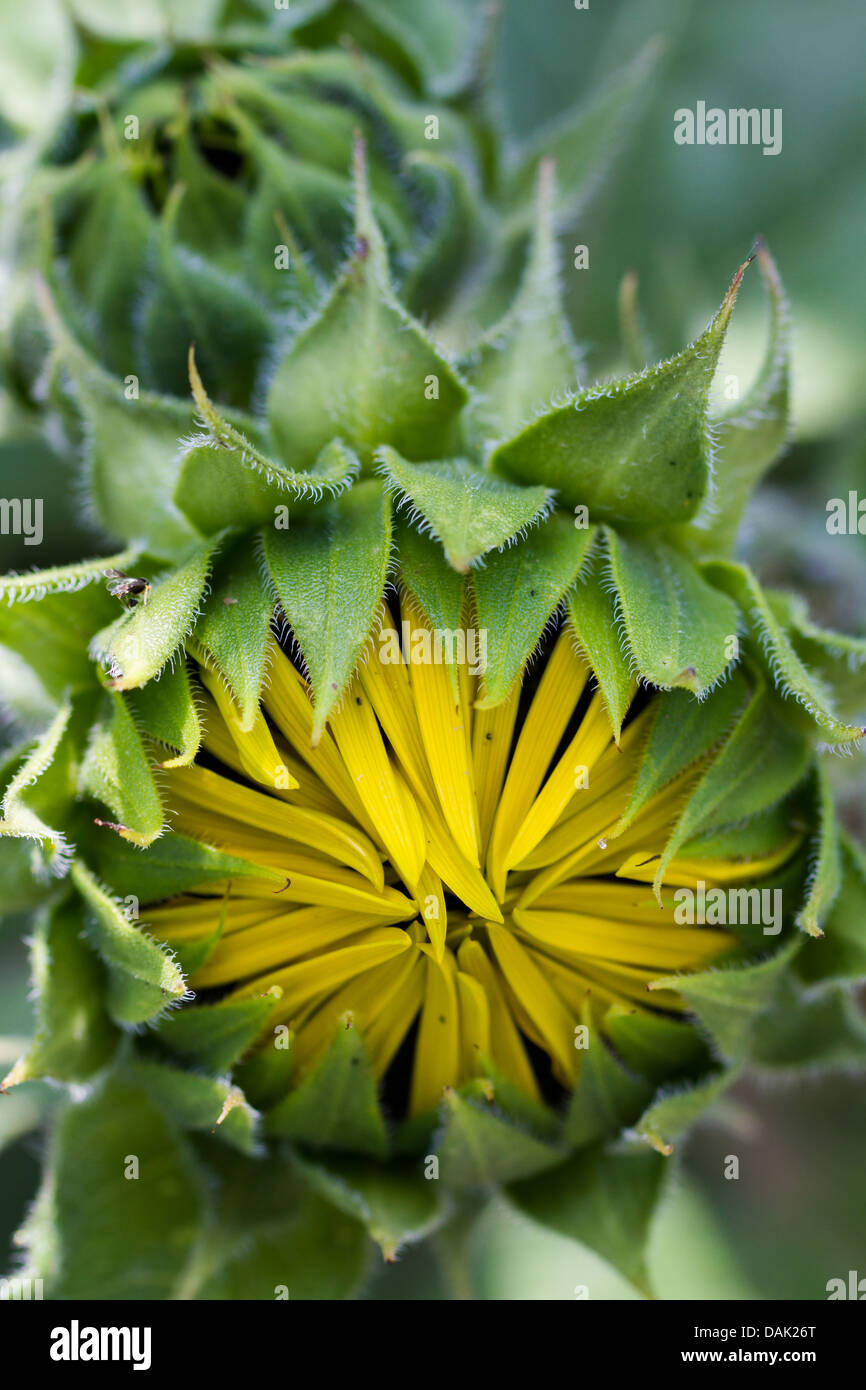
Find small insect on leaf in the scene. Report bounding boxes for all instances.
[103,569,151,609]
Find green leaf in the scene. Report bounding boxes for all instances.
[396,519,464,633]
[129,1060,259,1154]
[88,829,281,903]
[63,0,227,42]
[262,479,391,738]
[25,1072,205,1299]
[355,0,486,96]
[233,1041,294,1112]
[175,355,360,532]
[500,42,661,237]
[565,545,635,740]
[605,529,741,694]
[0,546,139,608]
[190,543,274,729]
[0,701,76,876]
[71,861,188,1025]
[127,660,202,767]
[378,447,552,573]
[693,240,790,556]
[679,802,796,862]
[636,1069,735,1155]
[291,1151,445,1261]
[615,672,748,833]
[182,1143,367,1301]
[750,979,866,1069]
[706,561,866,746]
[650,943,798,1062]
[0,552,135,705]
[473,513,594,707]
[2,897,117,1088]
[266,1017,387,1158]
[265,151,467,468]
[164,907,226,979]
[617,268,652,372]
[137,184,274,408]
[154,996,278,1075]
[508,1143,667,1296]
[797,764,843,936]
[90,534,221,690]
[79,690,164,846]
[52,325,197,557]
[462,159,577,451]
[63,161,152,376]
[401,152,481,319]
[171,123,247,264]
[564,1004,654,1148]
[0,834,55,915]
[653,683,812,895]
[490,259,751,525]
[772,593,866,717]
[235,113,354,282]
[434,1088,564,1188]
[797,838,866,986]
[602,1004,705,1083]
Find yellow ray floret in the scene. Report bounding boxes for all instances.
[402,593,481,868]
[328,672,426,891]
[145,629,794,1117]
[198,661,298,791]
[487,633,589,899]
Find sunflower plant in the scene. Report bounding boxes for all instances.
[1,0,865,1301]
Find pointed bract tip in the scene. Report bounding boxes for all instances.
[213,1086,245,1130]
[537,155,556,199]
[723,252,756,310]
[1,1058,27,1092]
[646,1130,674,1157]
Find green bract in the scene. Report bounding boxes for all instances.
[0,0,864,1301]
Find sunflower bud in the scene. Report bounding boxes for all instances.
[0,1,864,1303]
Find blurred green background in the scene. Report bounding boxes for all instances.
[1,0,864,1298]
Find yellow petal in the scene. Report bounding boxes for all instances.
[530,946,616,1014]
[198,662,298,791]
[471,685,520,857]
[204,859,414,919]
[516,768,695,906]
[409,949,461,1116]
[401,771,503,923]
[621,834,801,888]
[416,862,447,961]
[579,959,690,1012]
[146,896,278,941]
[511,906,731,971]
[361,945,427,1076]
[403,594,480,868]
[262,641,379,837]
[487,633,589,899]
[534,879,679,922]
[290,950,421,1080]
[328,673,426,891]
[456,971,491,1082]
[503,688,613,872]
[165,762,383,887]
[191,906,387,988]
[200,694,342,817]
[457,938,540,1101]
[230,928,413,1018]
[359,606,436,799]
[511,711,649,872]
[486,922,577,1084]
